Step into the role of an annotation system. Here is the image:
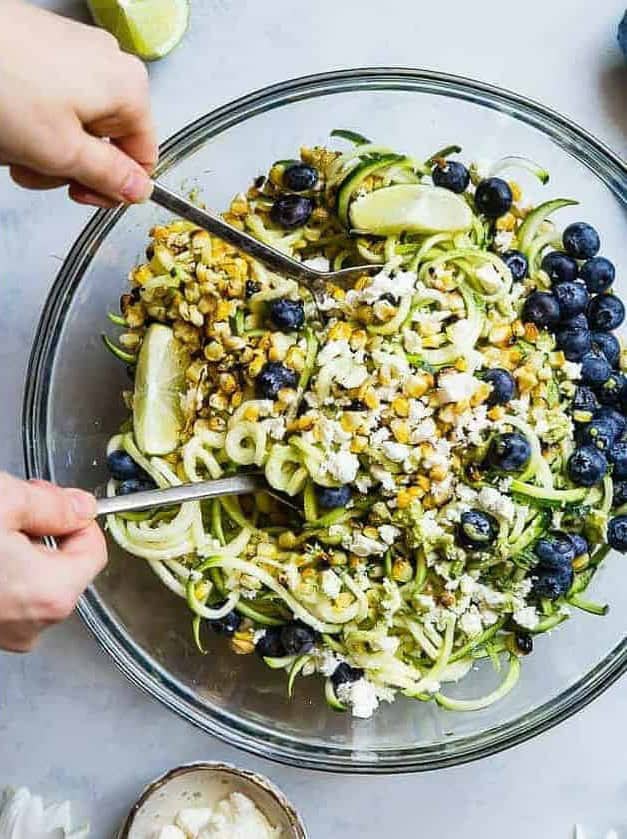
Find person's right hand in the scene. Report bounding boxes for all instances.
[0,474,107,653]
[0,1,158,207]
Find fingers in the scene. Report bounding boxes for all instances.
[9,165,68,191]
[55,522,108,590]
[0,473,96,537]
[69,131,154,204]
[67,182,118,209]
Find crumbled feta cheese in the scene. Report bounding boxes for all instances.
[460,608,483,637]
[563,361,582,380]
[470,158,491,181]
[513,606,540,630]
[197,793,281,838]
[497,477,513,492]
[176,808,213,837]
[304,256,330,272]
[431,475,453,505]
[370,465,396,491]
[252,629,267,644]
[370,427,391,446]
[378,524,400,545]
[414,594,436,610]
[262,417,286,440]
[381,577,403,615]
[355,474,373,493]
[478,486,515,523]
[408,399,432,423]
[318,650,342,677]
[359,268,417,303]
[410,417,437,443]
[318,416,351,447]
[337,678,380,718]
[381,441,411,463]
[437,371,480,403]
[326,450,360,483]
[402,328,422,353]
[508,397,530,416]
[317,339,351,365]
[419,510,444,541]
[475,262,503,294]
[459,574,478,596]
[448,318,477,346]
[335,358,369,389]
[349,533,387,557]
[321,569,342,599]
[493,230,514,252]
[456,483,479,504]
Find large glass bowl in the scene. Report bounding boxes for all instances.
[23,69,627,773]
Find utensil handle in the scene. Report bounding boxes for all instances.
[150,182,317,284]
[96,474,264,517]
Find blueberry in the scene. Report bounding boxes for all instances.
[580,351,612,387]
[532,565,574,599]
[608,515,627,552]
[475,177,513,218]
[554,281,590,320]
[106,449,145,481]
[484,368,516,406]
[620,10,627,56]
[561,313,588,331]
[330,662,364,689]
[609,440,627,480]
[380,292,400,306]
[613,481,627,507]
[563,222,600,260]
[501,250,528,282]
[316,485,352,509]
[256,627,285,658]
[210,610,242,635]
[457,509,499,550]
[283,163,318,192]
[269,298,305,331]
[432,160,470,193]
[541,251,578,284]
[270,195,314,228]
[280,622,316,655]
[522,291,560,329]
[534,531,576,568]
[580,257,615,293]
[568,533,589,558]
[576,417,617,452]
[347,398,367,411]
[117,478,157,495]
[596,372,627,406]
[256,361,298,399]
[515,633,533,654]
[588,295,625,332]
[591,332,620,367]
[567,445,608,486]
[245,279,261,298]
[488,432,532,472]
[595,407,627,436]
[571,386,600,421]
[556,327,591,362]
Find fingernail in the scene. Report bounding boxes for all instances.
[121,170,153,203]
[67,490,96,520]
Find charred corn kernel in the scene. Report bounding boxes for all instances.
[248,355,266,377]
[218,373,237,394]
[496,212,516,231]
[209,392,228,411]
[391,559,413,583]
[416,475,431,492]
[515,367,538,393]
[350,435,368,454]
[354,275,371,291]
[188,305,204,328]
[537,366,552,381]
[350,329,368,351]
[471,382,492,407]
[429,465,448,482]
[363,526,379,540]
[488,405,506,421]
[216,300,233,320]
[396,489,412,509]
[363,388,380,410]
[119,332,141,349]
[392,396,410,417]
[185,359,206,384]
[204,341,225,362]
[278,531,298,549]
[231,632,255,655]
[231,392,243,408]
[550,350,566,367]
[403,373,432,398]
[336,592,354,609]
[439,592,456,608]
[329,551,348,567]
[243,405,260,422]
[509,181,523,202]
[285,346,305,372]
[408,486,421,498]
[277,387,296,405]
[193,580,211,601]
[356,305,374,324]
[572,554,590,572]
[391,419,410,444]
[524,322,540,341]
[454,356,468,372]
[257,542,277,559]
[131,263,154,286]
[330,285,345,301]
[512,319,526,338]
[373,300,396,322]
[296,415,315,431]
[301,567,317,582]
[489,323,513,346]
[268,345,286,363]
[422,493,437,510]
[208,415,226,432]
[229,194,249,216]
[341,413,360,433]
[223,335,246,351]
[328,321,353,341]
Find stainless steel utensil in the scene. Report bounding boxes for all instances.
[150,181,379,291]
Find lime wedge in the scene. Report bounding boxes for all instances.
[87,0,190,61]
[350,184,473,235]
[133,324,188,455]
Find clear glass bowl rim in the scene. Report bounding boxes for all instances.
[23,67,627,774]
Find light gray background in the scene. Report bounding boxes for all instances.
[1,1,627,836]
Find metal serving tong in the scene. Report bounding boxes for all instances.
[150,181,379,291]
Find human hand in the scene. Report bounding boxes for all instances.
[0,2,157,207]
[0,474,107,652]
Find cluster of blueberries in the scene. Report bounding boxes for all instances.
[268,162,319,229]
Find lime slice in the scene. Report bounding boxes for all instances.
[350,184,473,235]
[87,0,190,61]
[133,324,188,455]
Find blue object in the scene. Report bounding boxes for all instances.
[609,440,627,480]
[534,532,576,568]
[270,194,314,228]
[331,662,365,689]
[554,281,590,320]
[569,533,589,557]
[117,478,157,495]
[269,298,305,331]
[608,515,627,551]
[255,627,285,658]
[488,432,532,471]
[563,222,600,259]
[596,372,627,406]
[591,331,620,367]
[532,565,574,599]
[283,163,318,191]
[432,160,470,193]
[256,361,298,398]
[557,327,591,361]
[522,291,560,329]
[501,249,528,281]
[457,509,498,550]
[580,256,615,293]
[567,445,608,486]
[588,295,625,332]
[612,480,627,507]
[561,313,588,330]
[106,449,146,481]
[474,177,513,218]
[577,417,618,452]
[210,610,242,635]
[580,351,612,386]
[484,368,516,405]
[595,406,626,436]
[541,251,578,284]
[619,10,627,57]
[316,484,352,508]
[571,386,600,419]
[281,622,316,655]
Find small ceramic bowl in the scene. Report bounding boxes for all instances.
[116,762,307,839]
